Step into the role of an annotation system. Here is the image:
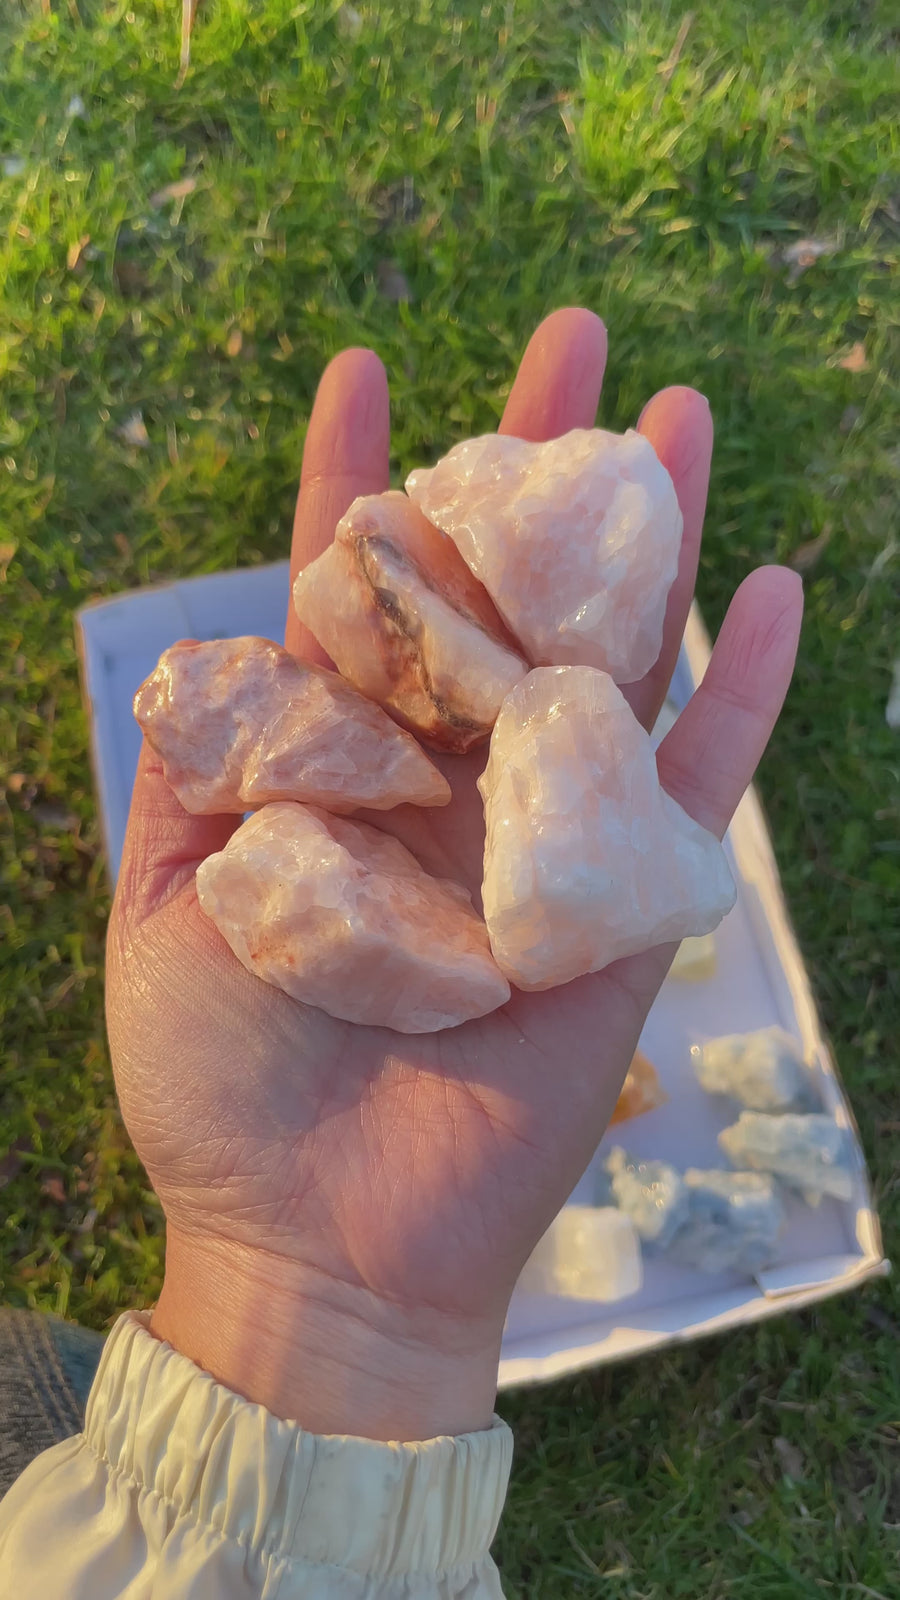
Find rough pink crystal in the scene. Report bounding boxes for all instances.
[134,636,449,814]
[406,428,682,683]
[196,802,511,1032]
[479,667,736,990]
[292,492,528,752]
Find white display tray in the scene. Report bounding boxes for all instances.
[75,565,887,1389]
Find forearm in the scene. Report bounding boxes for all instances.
[151,1223,504,1441]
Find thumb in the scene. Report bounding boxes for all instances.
[115,740,238,925]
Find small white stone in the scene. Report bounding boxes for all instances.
[407,427,682,682]
[479,667,736,989]
[517,1206,642,1302]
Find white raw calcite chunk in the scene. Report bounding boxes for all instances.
[719,1113,855,1203]
[134,637,449,814]
[517,1206,642,1302]
[196,802,510,1033]
[602,1148,688,1248]
[292,492,527,752]
[406,428,682,682]
[668,933,717,982]
[479,667,736,989]
[668,1170,786,1275]
[693,1026,819,1113]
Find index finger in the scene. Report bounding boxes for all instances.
[285,347,390,663]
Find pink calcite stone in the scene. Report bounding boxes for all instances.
[406,428,682,683]
[196,802,511,1032]
[479,667,736,990]
[134,636,450,814]
[292,492,528,752]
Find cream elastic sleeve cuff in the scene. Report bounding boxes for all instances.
[0,1310,513,1598]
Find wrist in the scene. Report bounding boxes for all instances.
[150,1225,502,1441]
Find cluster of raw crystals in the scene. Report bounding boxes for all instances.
[599,1026,856,1280]
[135,424,737,1032]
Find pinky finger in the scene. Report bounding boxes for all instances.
[656,566,803,839]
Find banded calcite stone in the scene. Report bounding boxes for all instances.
[292,492,527,752]
[406,428,682,683]
[134,636,449,814]
[479,667,736,990]
[196,802,510,1033]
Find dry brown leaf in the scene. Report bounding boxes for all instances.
[774,1436,806,1480]
[838,341,868,373]
[782,235,839,282]
[117,411,150,448]
[0,540,16,581]
[337,4,363,35]
[32,801,78,830]
[66,234,90,271]
[149,176,197,208]
[40,1174,67,1205]
[226,326,243,357]
[789,525,831,572]
[377,259,413,302]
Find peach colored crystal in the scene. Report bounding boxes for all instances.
[479,667,736,990]
[406,428,682,683]
[610,1049,667,1127]
[196,802,511,1032]
[292,492,528,752]
[134,636,449,814]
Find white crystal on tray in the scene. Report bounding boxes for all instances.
[406,427,682,683]
[719,1113,856,1203]
[668,1169,786,1275]
[602,1148,689,1248]
[134,637,450,814]
[479,667,736,990]
[292,492,527,752]
[517,1206,643,1302]
[196,802,510,1033]
[693,1026,820,1113]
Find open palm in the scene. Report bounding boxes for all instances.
[106,309,802,1437]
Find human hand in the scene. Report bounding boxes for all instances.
[106,309,802,1440]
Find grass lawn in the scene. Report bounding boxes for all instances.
[1,0,897,1592]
